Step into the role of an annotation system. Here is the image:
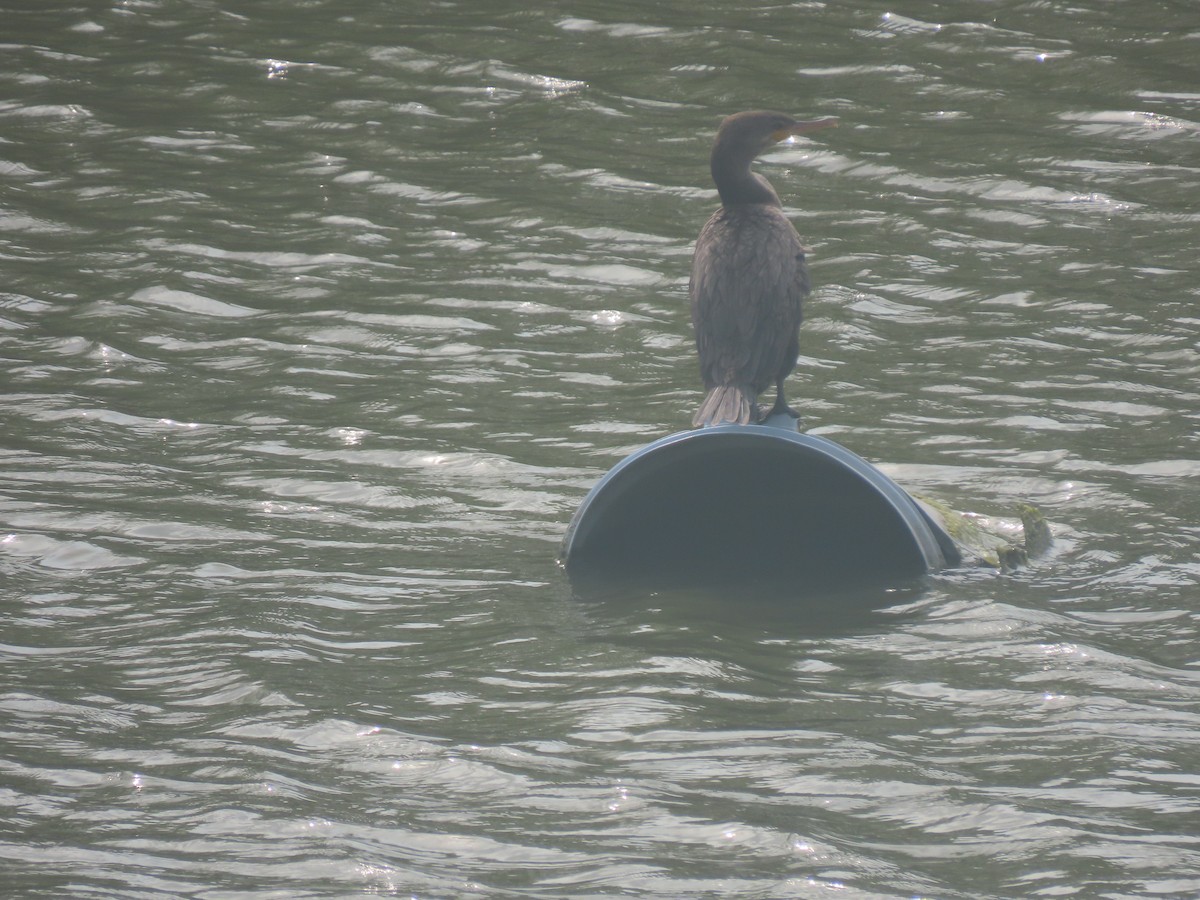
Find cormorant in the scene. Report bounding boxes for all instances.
[690,110,836,427]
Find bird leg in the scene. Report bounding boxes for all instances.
[760,379,801,424]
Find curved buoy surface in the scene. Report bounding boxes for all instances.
[561,424,960,593]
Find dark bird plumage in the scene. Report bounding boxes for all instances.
[690,110,836,427]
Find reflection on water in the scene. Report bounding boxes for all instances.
[2,1,1198,896]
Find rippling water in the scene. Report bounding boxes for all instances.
[2,1,1199,897]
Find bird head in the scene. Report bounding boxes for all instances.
[713,110,838,164]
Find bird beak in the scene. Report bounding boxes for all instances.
[772,117,839,142]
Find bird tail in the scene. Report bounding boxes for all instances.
[692,385,757,427]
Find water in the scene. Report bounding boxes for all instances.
[2,1,1198,896]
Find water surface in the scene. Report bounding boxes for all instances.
[2,1,1199,897]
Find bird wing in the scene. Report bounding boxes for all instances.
[689,206,808,393]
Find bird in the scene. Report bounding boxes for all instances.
[690,110,837,428]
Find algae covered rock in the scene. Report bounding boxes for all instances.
[915,496,1053,572]
[1018,503,1053,558]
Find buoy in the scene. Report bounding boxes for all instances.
[561,421,960,595]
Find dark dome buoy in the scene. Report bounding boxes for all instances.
[561,422,960,596]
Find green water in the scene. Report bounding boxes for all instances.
[2,2,1198,897]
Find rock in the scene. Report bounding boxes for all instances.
[915,496,1053,572]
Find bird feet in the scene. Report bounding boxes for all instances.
[758,403,803,430]
[761,393,800,420]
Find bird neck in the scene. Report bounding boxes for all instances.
[711,155,782,208]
